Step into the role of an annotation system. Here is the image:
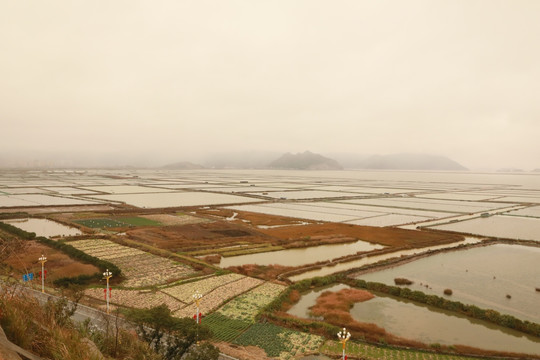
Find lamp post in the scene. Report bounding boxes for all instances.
[337,327,351,360]
[103,269,113,314]
[38,255,47,293]
[193,291,202,344]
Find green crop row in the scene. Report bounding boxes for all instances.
[203,313,251,342]
[233,323,323,360]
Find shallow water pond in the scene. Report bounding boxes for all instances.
[2,218,82,238]
[288,285,540,355]
[219,241,384,267]
[288,237,481,281]
[357,244,540,322]
[351,295,540,354]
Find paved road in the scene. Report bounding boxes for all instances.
[8,284,238,360]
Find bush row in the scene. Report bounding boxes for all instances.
[0,212,30,220]
[0,221,36,239]
[344,278,540,338]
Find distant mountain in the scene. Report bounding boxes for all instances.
[532,168,540,172]
[161,161,204,170]
[202,151,281,169]
[353,153,467,171]
[269,151,343,170]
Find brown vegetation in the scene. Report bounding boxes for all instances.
[256,222,464,248]
[227,264,293,281]
[444,288,453,296]
[126,221,273,253]
[394,277,413,285]
[201,254,222,264]
[310,288,374,317]
[3,240,99,282]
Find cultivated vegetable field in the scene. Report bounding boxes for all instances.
[161,273,244,302]
[233,323,323,360]
[84,288,183,311]
[173,276,263,318]
[203,313,252,342]
[68,239,193,287]
[217,282,286,322]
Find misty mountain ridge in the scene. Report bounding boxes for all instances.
[269,151,343,170]
[348,153,468,171]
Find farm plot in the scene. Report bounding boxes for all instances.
[140,213,209,226]
[216,282,286,322]
[161,273,244,302]
[173,276,263,318]
[233,323,323,360]
[203,313,252,342]
[84,288,183,311]
[68,239,193,287]
[321,340,479,360]
[74,216,161,229]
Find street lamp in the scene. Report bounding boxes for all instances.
[193,291,202,344]
[38,255,47,293]
[337,327,351,360]
[103,269,113,314]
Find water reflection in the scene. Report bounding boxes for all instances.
[219,240,384,267]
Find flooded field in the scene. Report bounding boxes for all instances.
[507,205,540,217]
[431,215,540,241]
[86,191,260,208]
[356,244,540,322]
[2,218,82,238]
[343,197,514,214]
[351,295,540,354]
[288,237,482,282]
[0,194,99,207]
[288,284,540,354]
[219,240,384,267]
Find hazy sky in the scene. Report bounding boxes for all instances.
[1,1,539,170]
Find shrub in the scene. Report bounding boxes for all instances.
[394,277,413,285]
[443,288,453,296]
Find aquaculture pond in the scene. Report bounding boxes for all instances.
[351,295,540,355]
[288,285,540,355]
[2,218,82,238]
[288,238,481,282]
[87,191,259,208]
[356,244,540,322]
[431,214,540,242]
[219,240,384,267]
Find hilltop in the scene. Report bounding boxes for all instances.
[269,151,343,170]
[334,153,468,171]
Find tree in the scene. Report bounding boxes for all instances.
[126,304,214,360]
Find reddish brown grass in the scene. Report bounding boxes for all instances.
[3,241,99,281]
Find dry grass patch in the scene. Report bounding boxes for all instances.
[3,240,99,281]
